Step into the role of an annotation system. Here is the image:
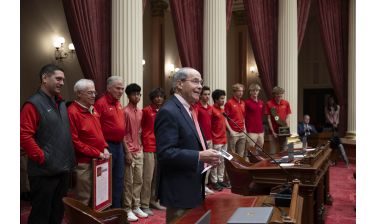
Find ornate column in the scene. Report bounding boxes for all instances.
[277,0,298,136]
[203,0,227,95]
[112,0,143,107]
[346,0,356,139]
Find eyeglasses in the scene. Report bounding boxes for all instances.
[183,79,204,85]
[83,91,97,96]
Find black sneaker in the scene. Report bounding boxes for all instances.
[218,181,231,189]
[212,182,223,191]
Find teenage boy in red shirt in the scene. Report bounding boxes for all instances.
[224,83,246,158]
[123,83,148,222]
[264,86,291,153]
[211,89,230,189]
[140,88,166,215]
[196,86,217,193]
[244,83,264,155]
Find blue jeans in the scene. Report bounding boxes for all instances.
[107,141,125,208]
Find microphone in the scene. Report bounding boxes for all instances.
[222,112,292,181]
[222,112,294,206]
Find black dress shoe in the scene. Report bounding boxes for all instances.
[212,182,223,191]
[218,181,231,189]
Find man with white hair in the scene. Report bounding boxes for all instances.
[95,76,126,208]
[155,67,220,223]
[68,79,110,205]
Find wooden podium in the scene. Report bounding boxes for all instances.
[174,181,303,224]
[225,145,332,224]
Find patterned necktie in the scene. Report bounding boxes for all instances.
[190,106,207,151]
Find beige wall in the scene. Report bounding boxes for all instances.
[143,2,153,106]
[21,0,83,105]
[163,9,181,97]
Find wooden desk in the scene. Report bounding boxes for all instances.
[226,147,332,224]
[174,194,303,224]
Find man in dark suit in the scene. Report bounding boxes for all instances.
[154,67,221,223]
[297,114,318,138]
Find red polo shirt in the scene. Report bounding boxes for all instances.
[94,93,126,142]
[196,101,213,141]
[68,102,108,163]
[211,104,227,145]
[124,104,143,153]
[141,104,158,153]
[224,97,245,132]
[264,99,291,132]
[244,98,264,133]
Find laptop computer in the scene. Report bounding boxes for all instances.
[227,207,273,224]
[195,210,211,224]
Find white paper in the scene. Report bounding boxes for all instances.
[201,149,233,174]
[280,163,295,167]
[95,161,109,206]
[219,149,233,160]
[201,165,212,174]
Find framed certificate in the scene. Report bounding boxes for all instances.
[92,156,112,211]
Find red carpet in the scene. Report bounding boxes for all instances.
[21,163,355,223]
[325,161,356,224]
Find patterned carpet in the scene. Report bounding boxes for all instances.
[21,162,356,224]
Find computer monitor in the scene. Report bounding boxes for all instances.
[195,210,211,224]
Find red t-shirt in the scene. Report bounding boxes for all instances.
[141,104,158,153]
[94,93,126,142]
[68,102,108,163]
[244,98,264,133]
[224,97,245,132]
[211,104,227,145]
[196,101,213,141]
[264,99,291,132]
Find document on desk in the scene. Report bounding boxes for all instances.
[201,149,233,174]
[227,207,273,224]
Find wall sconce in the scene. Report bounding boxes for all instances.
[142,59,146,66]
[249,66,259,76]
[166,63,175,79]
[53,36,75,62]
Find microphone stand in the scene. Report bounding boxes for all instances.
[223,112,294,206]
[222,112,292,181]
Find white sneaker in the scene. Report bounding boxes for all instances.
[205,186,214,195]
[127,211,138,222]
[133,207,148,218]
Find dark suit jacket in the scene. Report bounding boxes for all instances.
[155,96,206,209]
[297,122,317,137]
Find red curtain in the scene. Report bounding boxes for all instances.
[62,0,111,96]
[317,0,349,135]
[297,0,311,51]
[243,0,278,99]
[169,0,204,75]
[226,0,233,31]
